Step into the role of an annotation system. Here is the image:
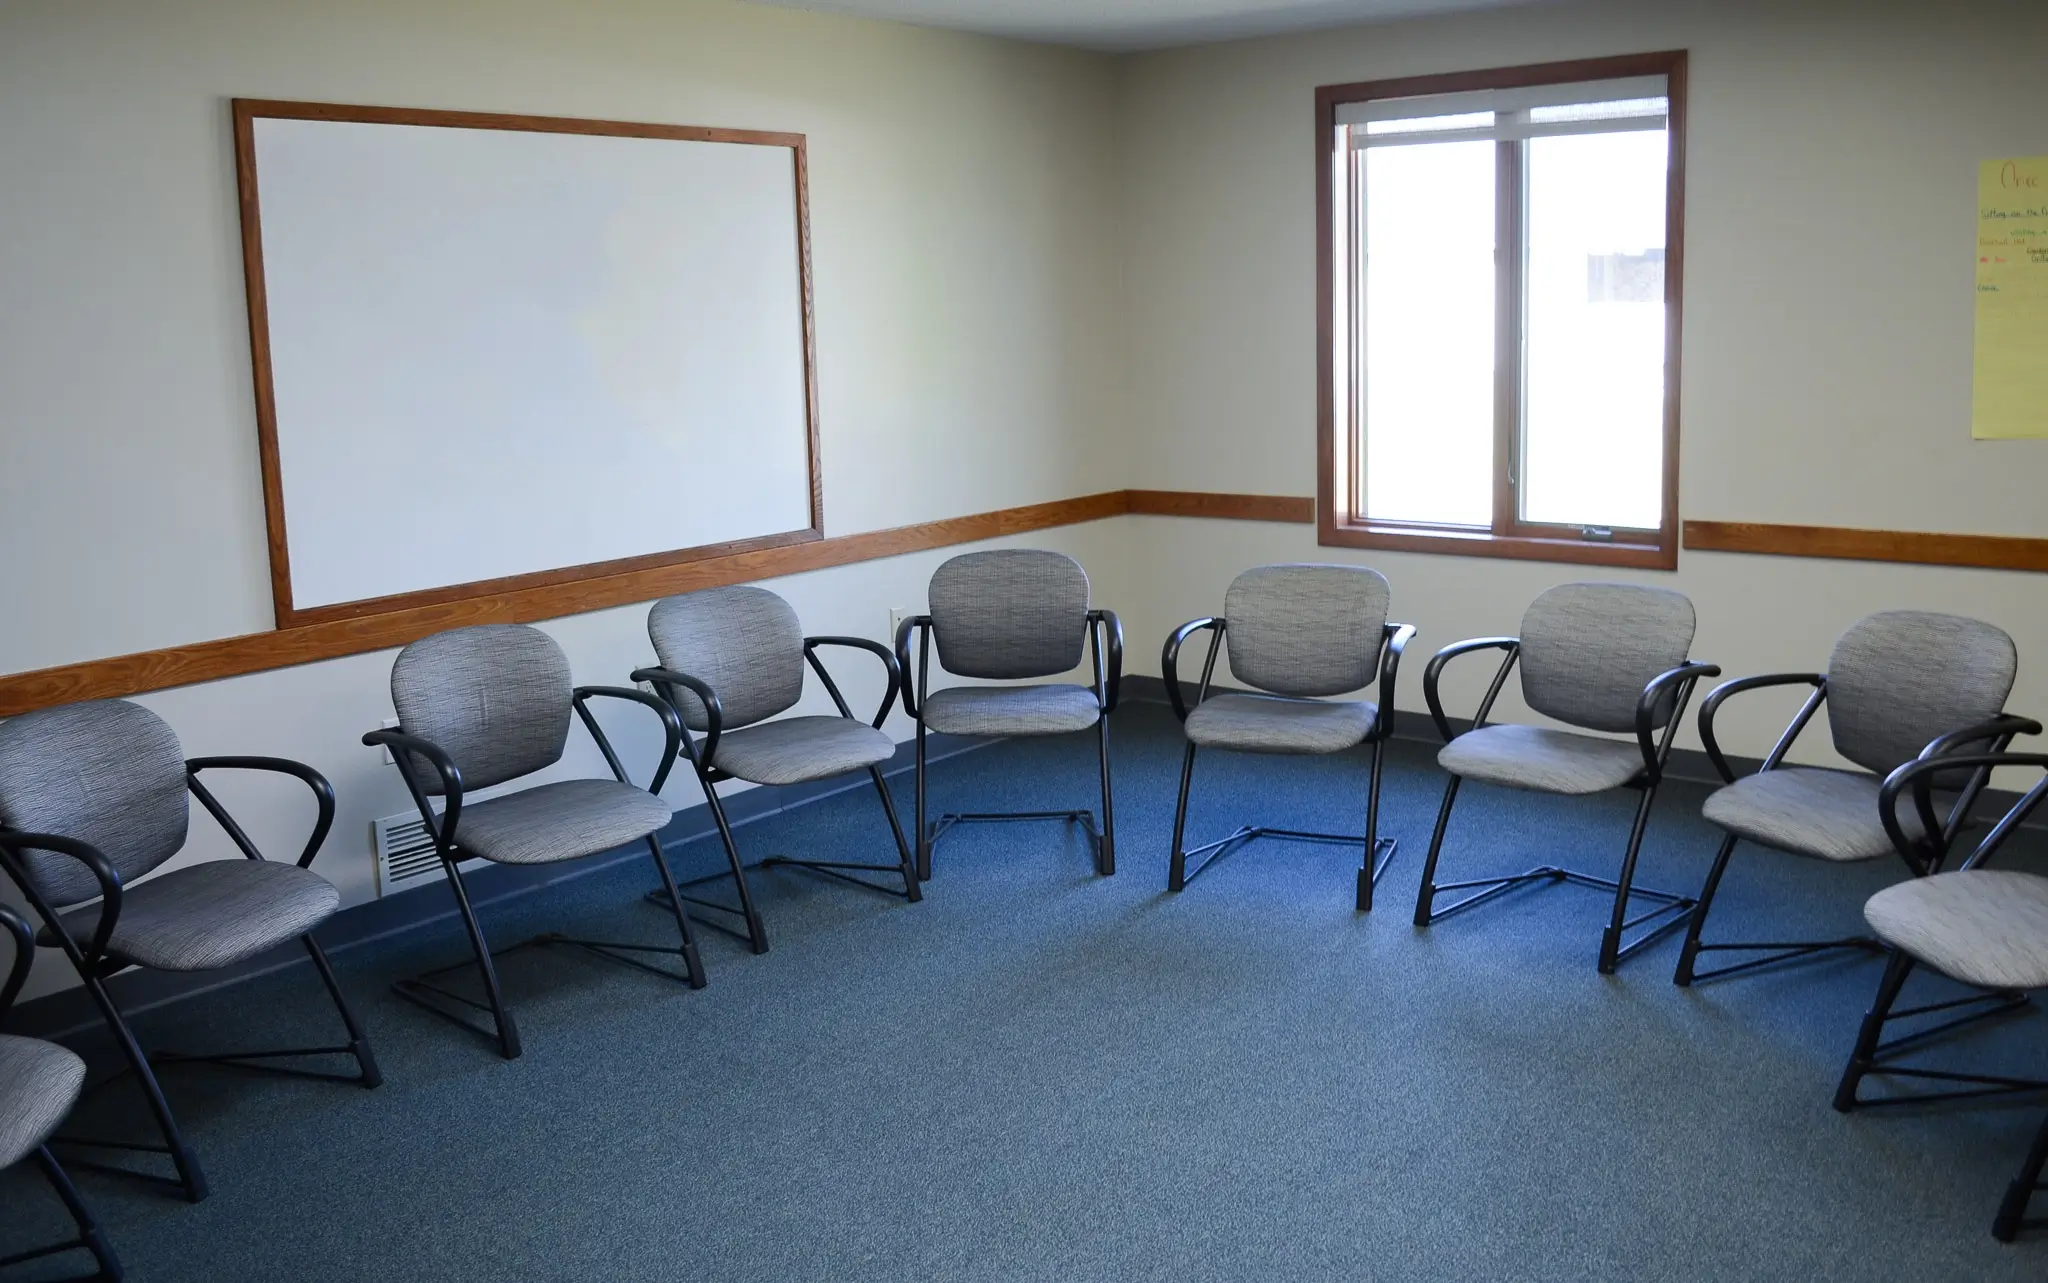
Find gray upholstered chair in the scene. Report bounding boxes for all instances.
[1674,611,2031,987]
[1832,750,2048,1243]
[365,624,694,1061]
[630,586,918,954]
[894,549,1122,880]
[0,907,122,1282]
[1413,582,1719,973]
[0,700,375,1204]
[1160,564,1414,909]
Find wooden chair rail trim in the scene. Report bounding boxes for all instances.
[10,504,2034,717]
[0,490,1312,716]
[1682,521,2048,573]
[1125,491,1315,522]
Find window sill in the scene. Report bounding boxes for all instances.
[1319,520,1677,570]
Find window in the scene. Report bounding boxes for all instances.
[1316,53,1686,568]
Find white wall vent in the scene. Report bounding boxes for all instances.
[372,810,457,896]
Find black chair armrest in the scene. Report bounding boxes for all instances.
[892,616,934,720]
[0,831,124,967]
[1882,751,2048,875]
[1909,714,2044,855]
[1088,610,1124,713]
[363,729,466,844]
[1917,714,2043,762]
[186,756,337,869]
[631,667,725,768]
[0,905,35,1023]
[1696,672,1827,784]
[1372,623,1418,740]
[186,755,330,785]
[1161,617,1224,723]
[804,636,903,729]
[1635,662,1721,781]
[574,686,684,795]
[1422,637,1520,743]
[806,635,897,664]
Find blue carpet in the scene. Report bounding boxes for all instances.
[4,700,2046,1281]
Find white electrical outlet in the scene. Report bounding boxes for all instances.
[635,677,655,695]
[377,717,400,765]
[888,606,912,641]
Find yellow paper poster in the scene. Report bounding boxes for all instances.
[1973,156,2048,439]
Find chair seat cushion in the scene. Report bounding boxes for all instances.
[455,778,672,866]
[1865,870,2048,991]
[0,1034,86,1170]
[711,716,895,786]
[1184,692,1376,755]
[1437,724,1645,795]
[44,858,341,972]
[922,684,1101,737]
[1702,767,1922,863]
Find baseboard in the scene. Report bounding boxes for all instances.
[10,730,994,1042]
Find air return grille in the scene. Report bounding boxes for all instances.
[371,811,447,896]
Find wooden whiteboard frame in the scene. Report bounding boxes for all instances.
[231,98,825,629]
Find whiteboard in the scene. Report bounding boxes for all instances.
[237,103,820,623]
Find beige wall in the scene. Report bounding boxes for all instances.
[1115,0,2048,758]
[7,0,2048,998]
[0,0,1127,996]
[0,0,1125,673]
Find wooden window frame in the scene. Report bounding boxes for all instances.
[1315,51,1687,570]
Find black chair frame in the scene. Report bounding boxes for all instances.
[0,906,123,1282]
[1673,683,2037,986]
[0,757,376,1204]
[632,636,922,956]
[365,687,701,1062]
[1832,752,2048,1242]
[896,610,1122,881]
[1161,618,1415,910]
[1411,638,1720,974]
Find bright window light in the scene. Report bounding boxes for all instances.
[1339,70,1675,543]
[1360,140,1495,526]
[1520,128,1668,529]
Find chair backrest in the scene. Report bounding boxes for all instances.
[1223,564,1390,698]
[390,625,572,793]
[1826,611,2016,775]
[0,700,189,908]
[1519,582,1697,733]
[927,549,1090,680]
[648,587,807,731]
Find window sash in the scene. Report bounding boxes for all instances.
[1333,75,1666,126]
[1350,112,1666,149]
[1345,111,1670,538]
[1315,52,1686,570]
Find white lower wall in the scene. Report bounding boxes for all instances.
[13,0,2048,1003]
[11,519,1129,1002]
[0,0,1130,999]
[1115,516,2048,773]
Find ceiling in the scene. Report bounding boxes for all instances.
[750,0,1561,52]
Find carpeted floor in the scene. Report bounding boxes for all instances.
[4,700,2046,1281]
